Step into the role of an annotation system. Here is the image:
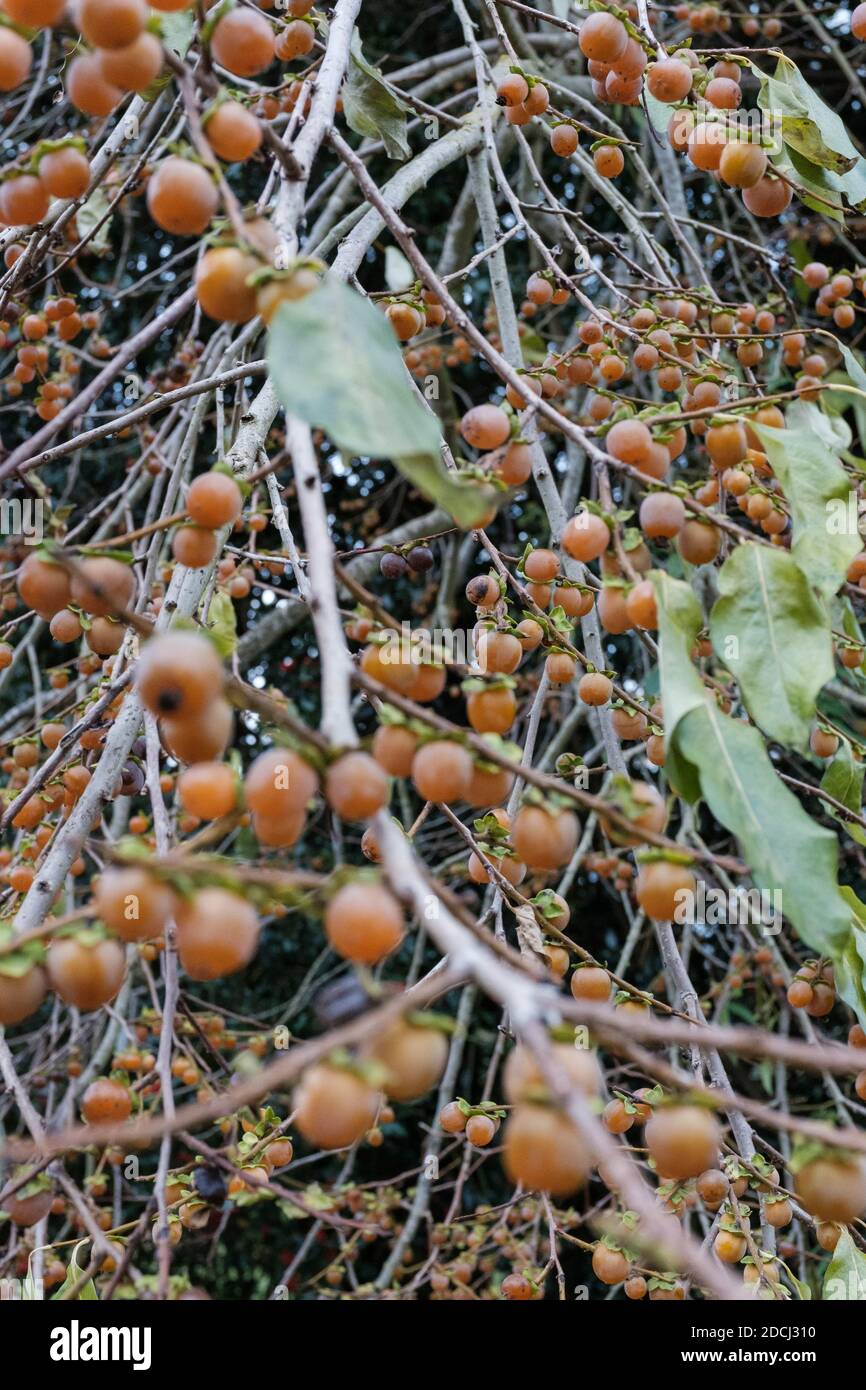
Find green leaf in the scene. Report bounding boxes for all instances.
[268,276,500,529]
[206,588,237,659]
[519,328,549,366]
[787,396,851,455]
[78,546,135,564]
[269,276,438,457]
[653,572,859,992]
[710,542,832,749]
[21,1249,41,1300]
[750,417,860,604]
[644,88,674,135]
[144,12,195,99]
[824,346,866,455]
[776,61,861,166]
[160,8,195,57]
[648,569,707,802]
[837,343,866,396]
[343,29,410,161]
[0,947,46,979]
[200,0,230,44]
[278,1182,335,1220]
[777,111,855,177]
[757,56,861,176]
[835,889,866,1025]
[384,246,414,293]
[76,186,112,254]
[788,237,812,304]
[832,597,866,695]
[775,148,846,222]
[783,1265,813,1301]
[821,747,866,846]
[51,1240,99,1301]
[394,456,502,531]
[831,159,866,213]
[678,703,853,959]
[823,1229,866,1299]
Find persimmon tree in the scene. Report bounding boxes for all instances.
[2,0,866,1304]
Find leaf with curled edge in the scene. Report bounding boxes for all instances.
[756,57,862,176]
[342,29,411,161]
[774,148,847,222]
[513,904,546,962]
[51,1240,99,1300]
